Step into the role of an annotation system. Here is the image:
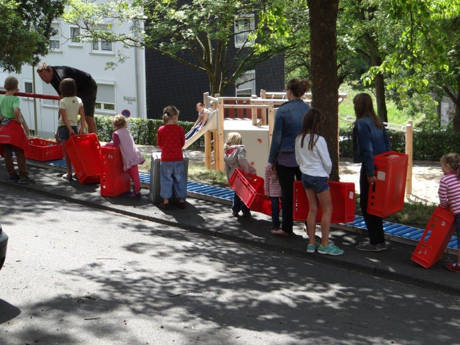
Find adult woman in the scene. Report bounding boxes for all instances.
[353,93,390,251]
[268,79,310,236]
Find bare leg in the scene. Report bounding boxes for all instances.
[317,189,333,247]
[305,188,318,246]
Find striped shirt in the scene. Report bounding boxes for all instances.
[438,172,460,215]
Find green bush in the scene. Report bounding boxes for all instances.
[94,115,203,149]
[339,126,458,161]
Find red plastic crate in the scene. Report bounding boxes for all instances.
[411,207,455,269]
[64,133,102,184]
[293,181,355,223]
[100,146,131,197]
[25,138,64,161]
[367,151,408,218]
[229,169,272,215]
[0,120,28,151]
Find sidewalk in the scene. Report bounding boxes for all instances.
[1,161,458,295]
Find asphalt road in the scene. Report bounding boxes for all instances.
[0,183,459,345]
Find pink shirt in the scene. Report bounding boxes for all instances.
[264,164,282,197]
[438,172,460,215]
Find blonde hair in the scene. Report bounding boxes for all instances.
[113,114,127,129]
[225,132,242,148]
[441,152,460,179]
[162,105,179,123]
[4,76,18,91]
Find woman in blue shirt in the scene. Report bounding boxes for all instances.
[268,79,310,236]
[353,93,390,251]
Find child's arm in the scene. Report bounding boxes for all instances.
[105,132,119,147]
[438,178,449,208]
[317,136,332,176]
[14,107,20,122]
[78,105,87,134]
[59,108,75,136]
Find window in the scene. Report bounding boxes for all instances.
[235,70,256,96]
[70,27,81,43]
[95,84,116,113]
[49,24,61,50]
[234,14,255,48]
[24,82,33,93]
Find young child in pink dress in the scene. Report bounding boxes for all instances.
[265,163,282,231]
[106,114,144,198]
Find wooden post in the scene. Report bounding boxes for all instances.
[212,130,218,170]
[405,120,413,195]
[268,105,275,146]
[260,89,266,99]
[204,131,211,169]
[216,97,226,172]
[203,92,209,108]
[251,97,258,126]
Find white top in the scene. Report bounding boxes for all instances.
[58,96,83,127]
[295,134,332,177]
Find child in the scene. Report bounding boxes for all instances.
[56,78,87,181]
[156,105,186,209]
[295,108,343,255]
[224,132,256,217]
[105,115,145,198]
[265,163,282,231]
[438,152,460,272]
[185,102,211,140]
[0,76,32,184]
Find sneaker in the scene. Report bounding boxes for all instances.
[130,192,142,199]
[9,174,19,182]
[356,242,387,252]
[306,242,318,253]
[17,176,34,185]
[177,200,186,209]
[242,211,252,218]
[445,262,460,272]
[158,202,169,210]
[318,243,344,256]
[62,173,73,181]
[232,210,239,217]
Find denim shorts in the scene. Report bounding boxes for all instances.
[301,174,329,194]
[57,126,78,142]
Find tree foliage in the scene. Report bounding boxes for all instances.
[0,0,65,72]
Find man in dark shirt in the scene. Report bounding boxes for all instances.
[37,63,98,134]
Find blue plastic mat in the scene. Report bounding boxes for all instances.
[43,159,458,250]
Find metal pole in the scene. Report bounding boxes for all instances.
[32,64,38,136]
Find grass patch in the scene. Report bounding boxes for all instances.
[188,163,228,187]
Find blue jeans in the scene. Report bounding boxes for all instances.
[160,160,187,200]
[232,193,250,214]
[271,197,281,229]
[185,125,200,140]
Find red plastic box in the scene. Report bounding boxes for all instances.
[411,207,455,269]
[100,146,131,197]
[293,181,355,223]
[64,133,102,184]
[25,138,64,161]
[367,151,408,218]
[229,169,272,215]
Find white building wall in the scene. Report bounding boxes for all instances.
[0,19,146,137]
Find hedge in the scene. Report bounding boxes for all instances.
[340,127,460,161]
[95,115,203,149]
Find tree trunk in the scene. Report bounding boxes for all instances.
[370,54,388,122]
[307,0,339,180]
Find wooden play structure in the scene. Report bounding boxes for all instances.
[183,90,347,177]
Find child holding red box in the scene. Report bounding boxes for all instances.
[438,153,460,272]
[224,132,256,217]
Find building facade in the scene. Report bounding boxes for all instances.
[0,19,147,137]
